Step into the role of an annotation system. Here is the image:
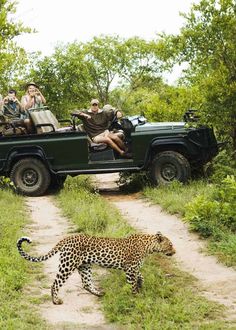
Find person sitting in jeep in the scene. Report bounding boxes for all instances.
[21,82,46,112]
[0,89,32,133]
[2,89,24,119]
[73,99,130,158]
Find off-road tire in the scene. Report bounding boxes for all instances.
[10,157,51,196]
[150,151,191,185]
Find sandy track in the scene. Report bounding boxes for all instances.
[24,173,236,326]
[95,174,236,319]
[25,196,110,329]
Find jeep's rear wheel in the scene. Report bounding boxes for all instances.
[150,151,191,185]
[10,158,51,196]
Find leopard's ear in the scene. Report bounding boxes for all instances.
[155,232,164,242]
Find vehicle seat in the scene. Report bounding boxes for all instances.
[29,110,73,133]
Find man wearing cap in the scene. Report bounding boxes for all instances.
[21,82,46,112]
[73,99,129,157]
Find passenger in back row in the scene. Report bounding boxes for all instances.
[73,99,130,158]
[21,82,46,112]
[2,89,24,119]
[0,89,32,133]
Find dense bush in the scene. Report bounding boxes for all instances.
[209,150,236,183]
[185,176,236,239]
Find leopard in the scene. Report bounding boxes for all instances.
[17,232,175,305]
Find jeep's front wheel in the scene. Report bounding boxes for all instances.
[10,158,51,196]
[150,151,191,185]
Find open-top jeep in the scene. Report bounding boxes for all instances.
[0,108,218,196]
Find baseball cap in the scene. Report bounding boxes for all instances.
[91,99,99,105]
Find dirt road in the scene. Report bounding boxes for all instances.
[24,173,236,328]
[95,174,236,319]
[25,196,110,330]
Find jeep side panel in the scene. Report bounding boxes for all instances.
[130,127,189,163]
[0,131,89,175]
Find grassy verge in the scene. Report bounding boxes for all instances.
[143,180,209,216]
[56,175,133,237]
[55,176,233,329]
[144,178,236,267]
[0,188,47,329]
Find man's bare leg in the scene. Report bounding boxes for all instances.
[93,135,125,155]
[108,132,127,151]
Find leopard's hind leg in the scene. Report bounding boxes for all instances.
[51,254,76,304]
[78,264,104,296]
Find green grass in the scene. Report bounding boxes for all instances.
[55,176,234,329]
[56,175,133,237]
[101,256,229,330]
[0,188,48,329]
[143,180,210,216]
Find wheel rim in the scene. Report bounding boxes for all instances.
[22,168,39,187]
[161,163,177,181]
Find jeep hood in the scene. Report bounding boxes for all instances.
[135,122,186,132]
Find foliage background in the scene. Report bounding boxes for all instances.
[1,0,236,158]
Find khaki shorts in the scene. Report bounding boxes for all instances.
[92,129,110,143]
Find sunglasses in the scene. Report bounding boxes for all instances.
[92,103,98,106]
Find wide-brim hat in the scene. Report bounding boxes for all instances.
[25,82,39,90]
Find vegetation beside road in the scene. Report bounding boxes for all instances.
[56,176,232,329]
[0,189,46,329]
[144,174,236,267]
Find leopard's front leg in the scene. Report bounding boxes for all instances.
[125,267,140,294]
[78,264,104,296]
[137,272,144,289]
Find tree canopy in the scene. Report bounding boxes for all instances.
[0,0,30,91]
[2,0,236,156]
[26,35,163,116]
[157,0,236,151]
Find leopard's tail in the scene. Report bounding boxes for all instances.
[17,237,60,262]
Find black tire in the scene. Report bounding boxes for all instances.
[10,158,51,196]
[150,151,191,185]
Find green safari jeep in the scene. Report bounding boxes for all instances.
[0,109,218,196]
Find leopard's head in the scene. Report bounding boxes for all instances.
[151,232,175,256]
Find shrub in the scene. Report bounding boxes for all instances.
[185,175,236,238]
[209,149,236,183]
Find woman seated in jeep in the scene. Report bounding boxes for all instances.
[21,82,46,112]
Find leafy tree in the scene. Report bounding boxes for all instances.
[157,0,236,154]
[27,36,163,116]
[0,0,30,91]
[111,82,202,120]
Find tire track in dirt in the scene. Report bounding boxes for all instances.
[95,174,236,320]
[25,196,111,330]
